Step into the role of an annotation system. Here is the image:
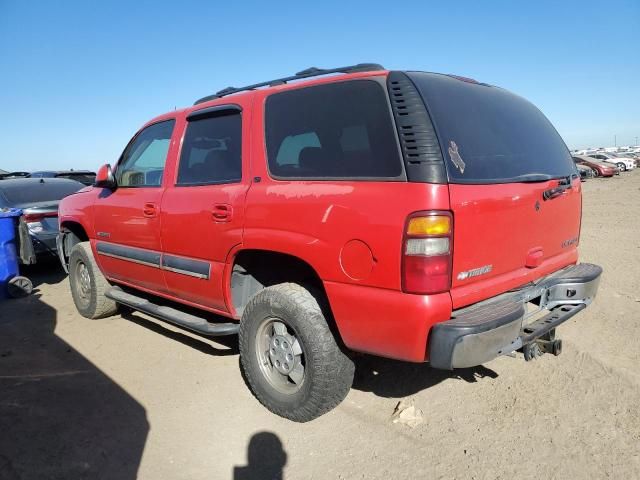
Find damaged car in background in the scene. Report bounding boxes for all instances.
[0,177,84,263]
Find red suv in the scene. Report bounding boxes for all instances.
[57,64,602,422]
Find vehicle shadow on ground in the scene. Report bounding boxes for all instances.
[122,308,497,399]
[121,310,239,356]
[351,354,498,398]
[20,258,67,287]
[233,431,287,480]
[0,293,148,480]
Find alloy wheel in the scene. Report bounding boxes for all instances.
[75,260,92,308]
[255,317,306,394]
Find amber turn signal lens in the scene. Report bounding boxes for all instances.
[407,216,451,236]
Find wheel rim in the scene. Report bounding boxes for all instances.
[74,260,92,308]
[8,276,33,297]
[255,317,305,394]
[618,163,625,171]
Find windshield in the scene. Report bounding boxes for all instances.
[407,72,576,184]
[0,179,83,207]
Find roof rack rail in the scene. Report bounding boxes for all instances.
[193,63,385,105]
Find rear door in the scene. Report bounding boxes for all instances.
[408,73,581,309]
[160,104,249,313]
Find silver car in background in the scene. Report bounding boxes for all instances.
[0,177,84,262]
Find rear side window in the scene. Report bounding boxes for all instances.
[265,80,403,179]
[177,111,242,185]
[408,73,575,183]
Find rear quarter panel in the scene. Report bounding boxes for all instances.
[245,89,451,290]
[242,90,453,361]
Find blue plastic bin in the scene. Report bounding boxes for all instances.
[0,208,22,299]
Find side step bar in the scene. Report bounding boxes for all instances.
[105,286,239,337]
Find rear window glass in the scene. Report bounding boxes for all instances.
[408,73,575,183]
[265,80,403,179]
[59,173,96,185]
[0,180,82,206]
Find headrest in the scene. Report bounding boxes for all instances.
[299,147,324,172]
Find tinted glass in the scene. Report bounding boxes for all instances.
[177,112,242,185]
[0,179,83,207]
[408,73,575,183]
[117,120,175,187]
[265,80,402,179]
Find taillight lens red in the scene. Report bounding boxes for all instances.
[402,211,453,295]
[23,212,57,223]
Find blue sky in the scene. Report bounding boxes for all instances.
[1,0,638,172]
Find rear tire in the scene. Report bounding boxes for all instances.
[239,283,354,422]
[69,242,118,319]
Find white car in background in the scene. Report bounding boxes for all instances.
[607,152,639,168]
[588,152,636,171]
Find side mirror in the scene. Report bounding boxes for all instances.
[95,164,116,189]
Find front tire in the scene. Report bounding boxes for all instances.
[617,162,626,171]
[239,283,354,422]
[69,242,118,319]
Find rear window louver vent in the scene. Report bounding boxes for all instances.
[387,72,446,183]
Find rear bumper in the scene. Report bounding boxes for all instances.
[429,263,602,370]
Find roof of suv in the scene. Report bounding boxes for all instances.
[145,64,391,127]
[145,65,494,131]
[194,63,386,104]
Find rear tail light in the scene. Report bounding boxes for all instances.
[23,212,58,233]
[402,211,453,294]
[23,212,58,223]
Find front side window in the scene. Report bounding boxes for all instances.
[265,80,403,179]
[177,112,242,185]
[116,120,175,187]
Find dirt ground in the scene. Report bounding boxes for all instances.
[1,171,639,480]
